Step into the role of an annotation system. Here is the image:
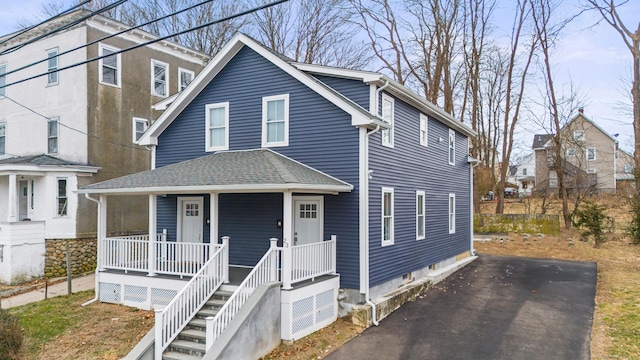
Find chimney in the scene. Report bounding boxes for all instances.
[578,107,584,114]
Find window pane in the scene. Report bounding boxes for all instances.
[211,128,225,147]
[383,193,392,216]
[58,179,66,196]
[0,137,4,155]
[48,120,57,136]
[0,65,6,96]
[102,67,116,85]
[48,138,58,153]
[103,49,116,67]
[154,65,166,81]
[181,72,192,88]
[154,81,165,96]
[267,101,277,121]
[418,195,424,214]
[418,216,424,236]
[0,124,5,136]
[384,217,391,240]
[210,107,225,127]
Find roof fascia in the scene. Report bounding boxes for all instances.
[77,183,354,195]
[292,63,382,83]
[0,164,100,174]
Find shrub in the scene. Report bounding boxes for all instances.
[573,201,607,247]
[627,194,640,245]
[0,308,23,360]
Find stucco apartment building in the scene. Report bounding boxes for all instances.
[0,10,208,283]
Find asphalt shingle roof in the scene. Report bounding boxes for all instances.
[0,154,88,166]
[532,134,553,149]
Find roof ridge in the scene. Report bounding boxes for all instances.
[261,149,297,183]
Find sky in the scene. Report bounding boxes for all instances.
[1,0,639,155]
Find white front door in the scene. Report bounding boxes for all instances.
[293,197,323,246]
[19,180,28,220]
[178,197,203,243]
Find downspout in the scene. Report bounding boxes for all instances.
[469,158,481,256]
[82,193,101,307]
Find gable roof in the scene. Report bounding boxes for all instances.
[0,154,99,173]
[78,148,353,195]
[532,134,553,149]
[566,113,618,143]
[139,33,389,146]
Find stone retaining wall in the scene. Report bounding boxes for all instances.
[44,238,97,278]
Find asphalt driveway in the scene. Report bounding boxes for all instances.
[327,254,597,360]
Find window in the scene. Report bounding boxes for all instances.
[574,130,585,141]
[416,191,425,240]
[625,164,633,174]
[151,60,168,97]
[205,102,229,151]
[0,122,5,155]
[382,187,394,246]
[522,168,527,176]
[419,114,428,147]
[381,94,394,147]
[549,171,558,187]
[0,63,6,97]
[48,118,59,154]
[586,147,596,161]
[566,148,576,157]
[262,94,289,147]
[47,48,58,85]
[178,68,194,91]
[448,193,456,234]
[99,44,120,86]
[132,118,148,143]
[448,129,455,165]
[587,168,597,174]
[57,178,67,216]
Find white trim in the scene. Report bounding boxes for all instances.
[176,196,204,243]
[205,102,230,151]
[293,195,324,245]
[449,193,456,234]
[77,183,353,195]
[420,114,428,147]
[448,129,455,165]
[416,190,425,240]
[381,94,394,148]
[381,187,394,246]
[210,193,219,245]
[586,147,596,161]
[98,43,121,88]
[358,127,368,293]
[132,117,148,144]
[178,67,195,92]
[46,47,59,86]
[261,94,289,148]
[151,59,169,98]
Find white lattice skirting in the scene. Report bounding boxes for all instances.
[97,272,189,310]
[281,276,339,341]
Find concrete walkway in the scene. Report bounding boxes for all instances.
[0,273,95,309]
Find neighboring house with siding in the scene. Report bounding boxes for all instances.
[78,34,477,359]
[0,10,207,284]
[506,153,536,196]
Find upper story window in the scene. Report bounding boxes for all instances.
[420,114,428,147]
[566,148,576,157]
[0,63,7,97]
[205,102,229,151]
[262,94,289,147]
[179,68,194,91]
[448,129,455,165]
[381,94,394,147]
[382,187,394,246]
[586,147,596,161]
[151,60,169,97]
[573,130,585,141]
[99,44,120,87]
[47,48,59,85]
[57,178,67,216]
[132,117,148,143]
[624,164,633,174]
[0,122,5,155]
[48,117,59,154]
[449,193,456,234]
[416,190,425,240]
[522,168,527,176]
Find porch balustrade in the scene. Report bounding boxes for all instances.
[288,235,337,286]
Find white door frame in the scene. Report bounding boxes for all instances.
[176,196,204,242]
[293,195,324,245]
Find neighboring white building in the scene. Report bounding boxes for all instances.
[507,153,536,195]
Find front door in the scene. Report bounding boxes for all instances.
[19,180,28,220]
[293,197,323,246]
[178,197,203,243]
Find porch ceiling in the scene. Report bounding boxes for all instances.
[77,148,353,195]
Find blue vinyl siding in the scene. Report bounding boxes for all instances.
[312,75,370,110]
[368,91,471,287]
[155,46,361,289]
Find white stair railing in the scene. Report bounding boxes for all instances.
[154,236,229,359]
[205,238,281,351]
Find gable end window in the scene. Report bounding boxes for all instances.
[151,60,169,97]
[381,94,394,147]
[574,130,585,141]
[416,190,425,240]
[99,44,120,87]
[178,67,194,91]
[57,178,67,216]
[48,118,59,154]
[566,148,576,157]
[262,94,289,147]
[132,118,148,143]
[448,129,455,165]
[624,164,633,174]
[0,122,5,155]
[382,187,394,246]
[0,63,6,97]
[420,114,428,147]
[47,48,59,85]
[449,193,456,234]
[586,147,596,161]
[205,102,229,151]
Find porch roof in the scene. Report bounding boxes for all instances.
[0,154,100,174]
[78,149,353,195]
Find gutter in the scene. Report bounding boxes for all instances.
[81,193,100,307]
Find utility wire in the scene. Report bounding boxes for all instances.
[0,0,290,90]
[2,0,216,80]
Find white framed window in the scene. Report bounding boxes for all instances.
[47,47,58,85]
[151,59,169,97]
[0,63,6,97]
[132,117,148,143]
[382,187,394,246]
[99,43,120,87]
[448,193,456,234]
[522,168,527,176]
[419,114,428,147]
[381,94,394,147]
[0,122,5,155]
[549,171,558,187]
[573,130,585,141]
[586,147,596,161]
[448,129,455,165]
[587,168,597,174]
[566,148,576,157]
[205,102,229,151]
[416,190,425,240]
[624,164,633,174]
[57,178,67,216]
[262,94,289,147]
[178,67,194,91]
[48,117,59,154]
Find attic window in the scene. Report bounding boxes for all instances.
[381,94,394,148]
[573,130,585,141]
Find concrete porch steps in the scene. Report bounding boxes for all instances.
[162,286,238,360]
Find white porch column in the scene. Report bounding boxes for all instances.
[282,191,293,289]
[8,173,16,222]
[98,195,107,271]
[148,194,157,277]
[210,192,219,246]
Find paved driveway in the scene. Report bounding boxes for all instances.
[327,254,597,360]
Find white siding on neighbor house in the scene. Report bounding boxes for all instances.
[0,221,46,284]
[0,176,7,221]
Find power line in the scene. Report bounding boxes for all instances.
[0,0,290,90]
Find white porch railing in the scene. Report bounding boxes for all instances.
[155,241,215,276]
[155,236,229,359]
[289,235,337,285]
[102,235,163,272]
[205,238,282,352]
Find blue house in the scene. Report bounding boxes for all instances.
[79,34,477,359]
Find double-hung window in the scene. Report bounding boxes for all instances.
[382,187,394,246]
[178,68,194,91]
[625,164,633,174]
[574,130,585,141]
[448,193,456,234]
[47,48,59,85]
[57,178,67,216]
[151,60,168,97]
[99,44,120,87]
[586,147,596,161]
[132,118,148,143]
[448,129,455,165]
[419,114,428,147]
[205,102,229,151]
[0,122,5,155]
[566,148,576,157]
[48,117,59,154]
[0,63,6,97]
[262,94,289,147]
[381,94,394,147]
[416,191,425,240]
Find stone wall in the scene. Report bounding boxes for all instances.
[44,238,97,278]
